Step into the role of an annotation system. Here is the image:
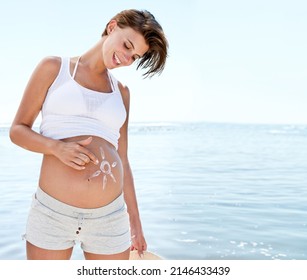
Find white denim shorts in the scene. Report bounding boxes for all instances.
[24,187,131,255]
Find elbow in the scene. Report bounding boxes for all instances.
[9,123,24,145]
[9,125,18,144]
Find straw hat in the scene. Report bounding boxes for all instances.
[129,250,162,260]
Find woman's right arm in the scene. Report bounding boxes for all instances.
[9,57,98,170]
[10,57,61,154]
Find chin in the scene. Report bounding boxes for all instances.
[106,61,121,70]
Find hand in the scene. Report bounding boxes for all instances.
[53,137,99,170]
[130,222,147,257]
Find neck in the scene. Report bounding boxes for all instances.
[80,38,107,74]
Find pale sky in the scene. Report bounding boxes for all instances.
[1,0,306,125]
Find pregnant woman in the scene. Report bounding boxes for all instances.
[9,9,168,260]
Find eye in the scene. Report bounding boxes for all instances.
[124,42,131,50]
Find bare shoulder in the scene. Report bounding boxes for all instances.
[26,56,63,91]
[22,56,63,101]
[36,56,62,76]
[11,56,63,127]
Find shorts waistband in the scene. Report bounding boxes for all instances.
[35,186,125,219]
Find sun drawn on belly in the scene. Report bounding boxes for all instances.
[88,147,117,190]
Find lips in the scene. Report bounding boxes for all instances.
[113,53,121,65]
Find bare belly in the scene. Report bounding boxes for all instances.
[39,136,123,208]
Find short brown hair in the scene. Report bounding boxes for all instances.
[102,9,168,78]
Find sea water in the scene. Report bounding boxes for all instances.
[0,122,306,260]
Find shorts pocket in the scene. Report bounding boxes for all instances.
[107,205,130,237]
[29,194,55,221]
[78,204,132,254]
[26,194,74,250]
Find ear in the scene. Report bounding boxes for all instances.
[107,20,117,34]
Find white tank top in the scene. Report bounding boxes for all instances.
[40,57,127,149]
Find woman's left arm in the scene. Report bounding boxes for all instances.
[118,83,147,257]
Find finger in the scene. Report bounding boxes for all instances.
[139,240,147,257]
[73,157,86,166]
[78,153,90,164]
[137,247,144,258]
[77,137,93,146]
[133,241,145,257]
[130,242,143,257]
[74,137,99,164]
[143,240,148,251]
[78,146,99,165]
[68,161,86,170]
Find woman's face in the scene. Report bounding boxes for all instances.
[102,20,149,69]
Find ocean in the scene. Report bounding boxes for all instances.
[0,122,306,260]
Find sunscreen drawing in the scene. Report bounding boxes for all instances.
[88,147,117,189]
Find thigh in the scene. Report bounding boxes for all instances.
[27,241,73,260]
[84,248,130,260]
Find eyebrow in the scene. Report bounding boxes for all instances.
[128,39,141,58]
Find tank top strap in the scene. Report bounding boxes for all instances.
[107,70,120,93]
[58,57,68,73]
[72,56,81,79]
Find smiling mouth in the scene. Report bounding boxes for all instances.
[114,53,121,65]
